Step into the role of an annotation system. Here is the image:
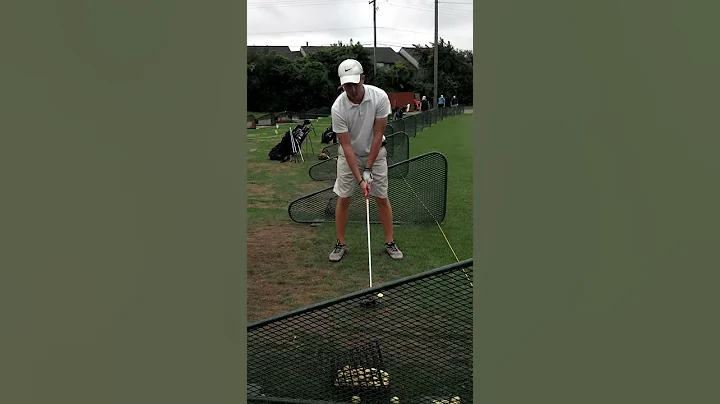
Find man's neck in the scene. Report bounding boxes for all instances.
[347,85,365,104]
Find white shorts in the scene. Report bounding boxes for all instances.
[333,147,389,199]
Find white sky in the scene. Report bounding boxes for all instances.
[247,0,473,52]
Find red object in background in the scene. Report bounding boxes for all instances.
[387,92,417,111]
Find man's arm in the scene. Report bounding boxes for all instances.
[365,93,391,169]
[364,118,386,169]
[332,106,363,184]
[337,132,363,183]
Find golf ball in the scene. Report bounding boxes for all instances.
[377,292,384,298]
[390,396,400,404]
[352,395,361,403]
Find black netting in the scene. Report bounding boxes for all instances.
[276,111,301,124]
[415,113,425,133]
[321,143,340,159]
[392,118,405,134]
[247,259,474,404]
[308,157,338,182]
[308,132,410,182]
[289,152,447,224]
[403,115,417,138]
[300,107,332,120]
[257,113,278,127]
[384,124,394,137]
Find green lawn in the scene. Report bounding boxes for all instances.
[247,113,473,321]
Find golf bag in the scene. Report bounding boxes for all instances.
[320,127,337,144]
[268,120,312,163]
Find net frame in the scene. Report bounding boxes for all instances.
[289,151,448,225]
[308,132,411,182]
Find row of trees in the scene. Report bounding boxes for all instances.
[247,38,473,113]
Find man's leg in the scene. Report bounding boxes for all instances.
[368,149,403,260]
[335,196,351,244]
[330,154,355,262]
[375,197,394,243]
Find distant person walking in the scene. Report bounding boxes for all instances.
[438,94,445,108]
[451,95,459,108]
[421,96,429,112]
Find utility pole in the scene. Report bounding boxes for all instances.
[433,0,439,110]
[369,0,377,79]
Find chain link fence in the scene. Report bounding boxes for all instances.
[247,259,474,404]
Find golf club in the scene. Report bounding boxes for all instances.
[360,186,376,309]
[366,193,372,288]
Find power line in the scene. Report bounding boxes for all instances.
[247,0,470,18]
[248,26,372,36]
[383,2,470,18]
[248,26,457,37]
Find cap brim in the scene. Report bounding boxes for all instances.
[339,74,361,85]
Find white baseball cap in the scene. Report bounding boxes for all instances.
[338,59,363,85]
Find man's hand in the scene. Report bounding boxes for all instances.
[360,180,370,199]
[362,167,373,185]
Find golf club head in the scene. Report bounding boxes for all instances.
[359,296,376,309]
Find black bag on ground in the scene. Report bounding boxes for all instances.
[320,127,337,144]
[268,121,312,162]
[268,126,298,162]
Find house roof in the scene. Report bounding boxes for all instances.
[300,46,410,66]
[367,47,406,64]
[248,46,302,60]
[299,46,335,56]
[400,47,424,60]
[250,45,417,67]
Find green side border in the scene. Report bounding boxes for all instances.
[2,1,248,403]
[475,1,719,403]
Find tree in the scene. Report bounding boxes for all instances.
[373,62,415,92]
[245,39,473,112]
[407,38,473,105]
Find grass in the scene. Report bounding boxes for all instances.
[246,113,473,321]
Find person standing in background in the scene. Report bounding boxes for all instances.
[451,95,459,108]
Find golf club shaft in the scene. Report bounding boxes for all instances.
[366,196,372,288]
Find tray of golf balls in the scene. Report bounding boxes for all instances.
[334,364,390,389]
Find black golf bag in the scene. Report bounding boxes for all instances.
[320,126,337,144]
[268,120,312,162]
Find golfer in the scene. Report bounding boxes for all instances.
[328,59,403,262]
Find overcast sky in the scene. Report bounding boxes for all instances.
[247,0,473,52]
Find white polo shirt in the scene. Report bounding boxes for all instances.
[331,84,391,157]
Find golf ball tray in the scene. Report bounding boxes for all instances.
[334,365,390,389]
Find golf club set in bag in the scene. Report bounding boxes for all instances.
[267,119,315,163]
